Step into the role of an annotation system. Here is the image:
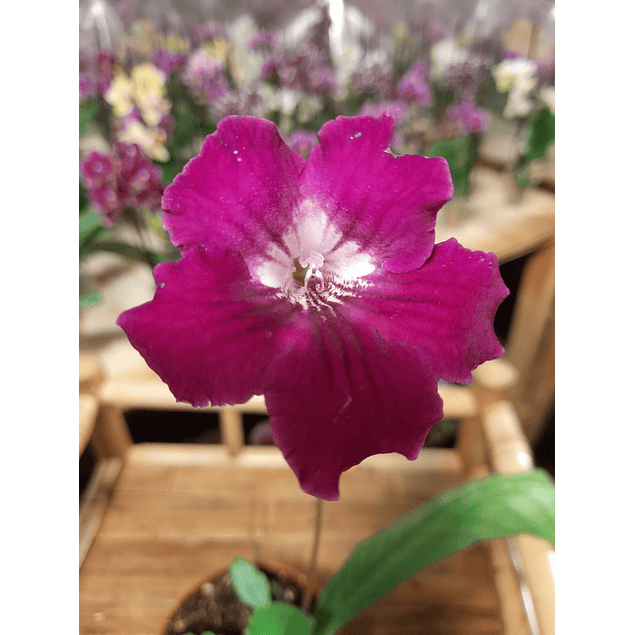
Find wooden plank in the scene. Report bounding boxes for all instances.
[337,546,504,635]
[482,401,534,475]
[79,458,124,569]
[80,394,99,457]
[98,377,268,413]
[505,241,555,396]
[97,375,473,419]
[80,354,105,394]
[91,405,134,460]
[120,445,463,504]
[80,540,256,635]
[488,538,532,635]
[512,311,555,444]
[218,406,245,456]
[481,400,554,635]
[435,167,555,265]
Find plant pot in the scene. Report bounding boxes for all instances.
[161,560,318,635]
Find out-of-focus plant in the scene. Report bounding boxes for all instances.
[79,0,554,306]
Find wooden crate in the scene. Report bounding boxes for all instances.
[79,357,554,635]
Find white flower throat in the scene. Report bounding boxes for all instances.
[254,201,375,308]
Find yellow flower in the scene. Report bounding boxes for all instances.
[105,74,135,118]
[131,63,166,95]
[118,121,170,162]
[202,37,229,63]
[131,63,171,127]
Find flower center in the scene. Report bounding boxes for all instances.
[293,251,325,292]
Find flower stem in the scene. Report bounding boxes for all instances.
[302,497,323,615]
[129,208,156,270]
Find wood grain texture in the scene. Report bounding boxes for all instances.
[79,445,510,635]
[80,394,99,457]
[435,167,555,265]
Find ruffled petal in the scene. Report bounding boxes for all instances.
[300,115,453,274]
[162,116,305,264]
[264,314,444,500]
[116,248,296,407]
[341,238,509,384]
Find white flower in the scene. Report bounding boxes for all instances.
[430,37,469,81]
[227,15,263,87]
[503,87,534,118]
[492,58,538,119]
[492,58,537,93]
[539,86,555,114]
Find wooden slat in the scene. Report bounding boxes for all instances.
[481,401,555,635]
[512,309,555,444]
[79,458,123,569]
[218,406,245,456]
[97,376,474,419]
[435,167,555,265]
[91,404,134,460]
[488,538,533,635]
[79,394,99,457]
[80,353,105,394]
[505,241,555,395]
[79,443,511,635]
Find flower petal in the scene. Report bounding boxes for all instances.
[264,314,444,500]
[342,238,509,384]
[162,116,305,263]
[116,248,296,407]
[300,115,453,273]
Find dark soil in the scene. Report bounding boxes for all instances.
[163,563,315,635]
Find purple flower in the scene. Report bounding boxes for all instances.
[396,61,432,106]
[182,50,229,104]
[153,49,187,76]
[445,100,490,135]
[442,57,488,102]
[349,63,392,99]
[535,59,555,86]
[248,29,282,51]
[80,151,117,189]
[194,21,223,44]
[79,74,96,101]
[214,88,265,118]
[115,0,136,29]
[117,115,507,500]
[80,143,164,225]
[285,130,319,158]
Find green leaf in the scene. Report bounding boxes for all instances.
[313,469,555,635]
[428,135,475,198]
[79,291,101,307]
[523,108,555,164]
[247,602,314,635]
[89,240,156,264]
[79,100,99,137]
[79,208,109,259]
[229,558,272,611]
[80,182,88,212]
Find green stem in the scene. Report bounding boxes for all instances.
[128,208,156,270]
[302,498,323,615]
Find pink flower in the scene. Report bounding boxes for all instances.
[80,143,164,225]
[285,130,319,159]
[445,100,490,135]
[396,61,432,106]
[182,50,229,104]
[80,151,117,189]
[152,49,187,76]
[117,116,508,500]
